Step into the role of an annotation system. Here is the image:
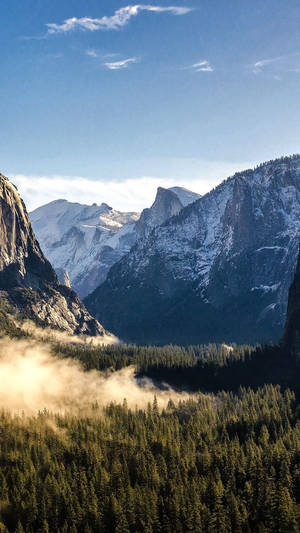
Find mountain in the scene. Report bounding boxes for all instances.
[134,187,187,238]
[85,155,300,345]
[30,199,139,298]
[30,186,200,298]
[283,245,300,359]
[168,186,201,207]
[0,173,107,336]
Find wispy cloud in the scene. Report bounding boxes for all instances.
[187,60,214,72]
[20,34,48,42]
[86,48,99,58]
[86,49,119,60]
[47,5,192,34]
[104,57,139,70]
[252,52,300,75]
[252,56,282,73]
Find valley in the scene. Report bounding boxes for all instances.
[2,1,300,530]
[0,158,300,531]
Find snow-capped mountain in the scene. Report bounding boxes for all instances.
[85,155,300,345]
[134,187,195,238]
[30,200,139,298]
[0,173,107,336]
[30,186,200,298]
[168,186,202,207]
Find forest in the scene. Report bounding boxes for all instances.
[0,384,299,532]
[0,306,300,532]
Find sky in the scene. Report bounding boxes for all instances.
[1,0,300,211]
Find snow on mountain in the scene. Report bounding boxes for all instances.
[168,186,201,206]
[30,200,139,298]
[30,186,197,298]
[85,155,300,345]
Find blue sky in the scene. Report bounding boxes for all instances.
[1,0,300,210]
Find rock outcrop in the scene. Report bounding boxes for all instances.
[0,173,107,336]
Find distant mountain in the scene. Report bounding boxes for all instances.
[168,186,201,207]
[134,187,190,238]
[0,173,107,336]
[30,186,200,298]
[30,199,139,298]
[85,155,300,345]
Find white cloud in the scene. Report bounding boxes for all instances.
[104,57,139,70]
[252,53,300,75]
[47,5,192,34]
[86,49,119,59]
[11,160,256,212]
[86,48,99,57]
[251,53,300,74]
[188,60,214,72]
[252,56,282,73]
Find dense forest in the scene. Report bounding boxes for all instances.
[0,306,300,532]
[0,385,299,532]
[53,341,300,395]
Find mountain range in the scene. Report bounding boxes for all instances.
[31,186,200,298]
[85,155,300,345]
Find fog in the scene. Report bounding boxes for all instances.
[0,338,195,414]
[20,320,120,346]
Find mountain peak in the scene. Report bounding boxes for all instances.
[99,202,112,211]
[135,186,183,238]
[168,186,201,206]
[155,186,181,205]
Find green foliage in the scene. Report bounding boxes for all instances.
[0,385,299,531]
[0,313,299,531]
[53,341,300,394]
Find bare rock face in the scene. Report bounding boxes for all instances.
[283,246,300,359]
[134,187,184,238]
[0,173,107,336]
[56,268,71,288]
[0,174,57,289]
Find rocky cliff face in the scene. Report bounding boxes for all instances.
[134,187,185,238]
[283,245,300,359]
[0,173,107,336]
[85,155,300,345]
[30,187,200,298]
[56,268,71,288]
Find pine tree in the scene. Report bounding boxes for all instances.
[14,522,25,533]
